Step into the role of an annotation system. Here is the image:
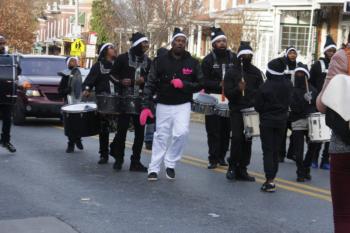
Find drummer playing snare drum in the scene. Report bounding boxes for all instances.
[58,57,83,153]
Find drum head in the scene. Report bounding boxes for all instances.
[62,102,97,113]
[195,93,218,104]
[215,103,229,110]
[241,107,255,113]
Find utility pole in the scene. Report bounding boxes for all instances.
[74,0,80,38]
[307,0,315,66]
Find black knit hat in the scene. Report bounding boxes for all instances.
[237,41,253,58]
[98,42,114,60]
[210,27,226,45]
[285,46,298,57]
[156,47,168,57]
[294,63,310,79]
[171,27,187,43]
[323,35,336,53]
[267,58,286,76]
[130,32,148,48]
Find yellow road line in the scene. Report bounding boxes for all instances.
[53,126,331,201]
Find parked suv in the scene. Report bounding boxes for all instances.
[13,55,67,125]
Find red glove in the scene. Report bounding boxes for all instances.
[139,108,154,126]
[171,79,184,89]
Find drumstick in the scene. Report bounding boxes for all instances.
[240,60,245,97]
[305,76,311,105]
[221,64,226,102]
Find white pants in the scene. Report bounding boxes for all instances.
[148,103,191,174]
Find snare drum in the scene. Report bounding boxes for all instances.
[241,107,260,138]
[191,93,217,115]
[121,95,142,115]
[308,113,331,142]
[214,103,230,118]
[96,94,121,115]
[61,103,100,137]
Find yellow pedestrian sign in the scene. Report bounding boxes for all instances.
[70,39,85,56]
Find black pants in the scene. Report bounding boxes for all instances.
[68,136,81,144]
[260,125,285,180]
[0,105,12,143]
[228,112,252,173]
[205,115,231,164]
[291,130,318,176]
[280,121,293,160]
[111,114,145,164]
[312,142,330,164]
[99,116,111,159]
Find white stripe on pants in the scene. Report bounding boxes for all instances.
[148,102,191,174]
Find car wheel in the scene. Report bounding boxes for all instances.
[13,99,26,125]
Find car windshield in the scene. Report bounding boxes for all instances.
[20,58,66,76]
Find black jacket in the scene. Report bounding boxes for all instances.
[112,52,151,96]
[283,57,297,80]
[254,73,293,128]
[58,70,71,102]
[224,62,264,112]
[289,79,317,122]
[143,50,203,108]
[82,60,115,94]
[201,50,237,94]
[309,57,330,93]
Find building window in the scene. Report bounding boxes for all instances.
[280,25,316,57]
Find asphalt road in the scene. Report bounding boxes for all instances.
[0,119,333,233]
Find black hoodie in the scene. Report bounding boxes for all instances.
[224,62,264,112]
[309,57,330,93]
[254,72,293,128]
[289,75,317,122]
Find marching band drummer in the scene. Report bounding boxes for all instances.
[309,35,337,170]
[254,58,293,192]
[109,32,151,172]
[82,43,118,165]
[58,57,83,153]
[224,41,264,181]
[201,27,237,169]
[140,28,203,181]
[289,64,318,182]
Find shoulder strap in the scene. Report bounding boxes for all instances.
[319,59,326,73]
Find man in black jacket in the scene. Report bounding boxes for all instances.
[308,35,337,170]
[140,28,203,181]
[201,27,237,169]
[224,41,264,181]
[110,32,151,172]
[0,35,16,153]
[82,43,117,164]
[255,58,293,192]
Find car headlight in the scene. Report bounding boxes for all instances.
[25,90,41,97]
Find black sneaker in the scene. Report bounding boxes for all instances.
[226,169,235,180]
[129,161,148,172]
[145,142,152,150]
[261,182,276,193]
[66,142,74,153]
[148,172,158,181]
[219,159,228,166]
[2,142,16,153]
[113,161,123,171]
[207,163,217,169]
[165,168,175,180]
[75,140,83,150]
[98,157,109,164]
[297,176,305,182]
[236,172,256,182]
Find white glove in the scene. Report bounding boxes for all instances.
[304,91,312,102]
